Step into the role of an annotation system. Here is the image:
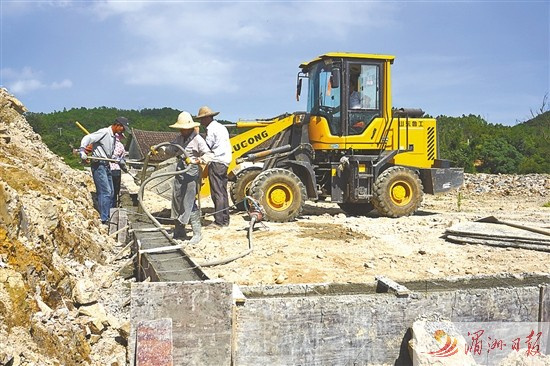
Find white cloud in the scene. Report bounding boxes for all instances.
[90,1,394,94]
[51,79,73,89]
[2,0,77,16]
[120,49,236,94]
[2,67,44,94]
[1,67,72,94]
[9,79,44,94]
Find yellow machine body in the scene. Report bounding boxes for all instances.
[200,52,463,220]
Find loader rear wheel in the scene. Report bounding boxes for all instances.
[338,202,374,216]
[372,166,423,218]
[230,168,262,211]
[250,168,306,222]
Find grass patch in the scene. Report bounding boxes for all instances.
[543,201,550,208]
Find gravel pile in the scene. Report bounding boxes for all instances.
[463,173,550,197]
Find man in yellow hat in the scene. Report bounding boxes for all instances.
[165,111,214,244]
[195,106,232,227]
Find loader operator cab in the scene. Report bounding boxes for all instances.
[298,53,389,146]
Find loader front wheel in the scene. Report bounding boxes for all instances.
[372,166,423,218]
[250,168,306,222]
[230,168,262,211]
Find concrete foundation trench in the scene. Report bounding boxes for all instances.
[113,194,550,366]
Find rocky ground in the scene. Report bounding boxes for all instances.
[1,87,549,365]
[135,173,550,286]
[0,89,128,365]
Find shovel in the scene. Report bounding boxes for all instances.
[476,216,550,237]
[86,156,140,182]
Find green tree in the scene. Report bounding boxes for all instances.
[475,136,523,174]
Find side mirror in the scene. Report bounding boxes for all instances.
[330,68,340,88]
[296,78,302,102]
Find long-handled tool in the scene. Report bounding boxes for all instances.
[75,121,90,135]
[73,152,140,181]
[74,121,139,181]
[476,216,550,236]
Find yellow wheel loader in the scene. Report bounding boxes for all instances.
[221,52,463,222]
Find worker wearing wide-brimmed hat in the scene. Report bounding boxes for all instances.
[164,111,214,244]
[195,106,232,227]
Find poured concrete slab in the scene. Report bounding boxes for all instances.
[127,276,550,365]
[130,281,233,366]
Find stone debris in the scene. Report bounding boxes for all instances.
[409,317,477,366]
[463,173,550,197]
[73,278,100,305]
[0,89,130,364]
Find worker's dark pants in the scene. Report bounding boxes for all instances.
[91,162,113,223]
[111,169,121,208]
[208,162,230,226]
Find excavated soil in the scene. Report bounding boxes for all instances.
[132,173,550,286]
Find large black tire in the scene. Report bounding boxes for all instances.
[230,168,262,211]
[372,166,423,218]
[250,168,306,222]
[338,202,375,216]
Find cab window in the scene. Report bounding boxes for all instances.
[308,63,342,135]
[348,64,380,135]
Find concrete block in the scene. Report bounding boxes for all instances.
[130,281,233,366]
[234,285,542,365]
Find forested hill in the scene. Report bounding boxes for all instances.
[437,111,550,174]
[26,107,550,173]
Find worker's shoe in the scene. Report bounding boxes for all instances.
[173,221,188,240]
[188,210,202,245]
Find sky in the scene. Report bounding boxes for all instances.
[1,1,548,126]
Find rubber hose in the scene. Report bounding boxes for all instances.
[199,216,255,267]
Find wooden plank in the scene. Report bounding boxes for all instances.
[541,285,550,323]
[446,235,550,253]
[446,222,550,243]
[136,318,173,366]
[118,207,128,244]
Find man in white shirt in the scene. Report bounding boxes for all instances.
[195,106,232,227]
[79,117,129,224]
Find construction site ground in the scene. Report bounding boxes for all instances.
[2,88,550,365]
[130,173,550,286]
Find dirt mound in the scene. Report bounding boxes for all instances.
[0,88,128,365]
[173,178,550,286]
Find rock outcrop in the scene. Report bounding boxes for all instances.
[0,88,128,365]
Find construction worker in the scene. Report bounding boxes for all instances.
[109,132,127,208]
[195,106,232,227]
[79,117,130,225]
[165,111,214,244]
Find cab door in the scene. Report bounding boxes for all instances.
[307,61,346,150]
[343,61,387,149]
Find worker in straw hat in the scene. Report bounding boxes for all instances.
[164,111,214,244]
[195,106,232,227]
